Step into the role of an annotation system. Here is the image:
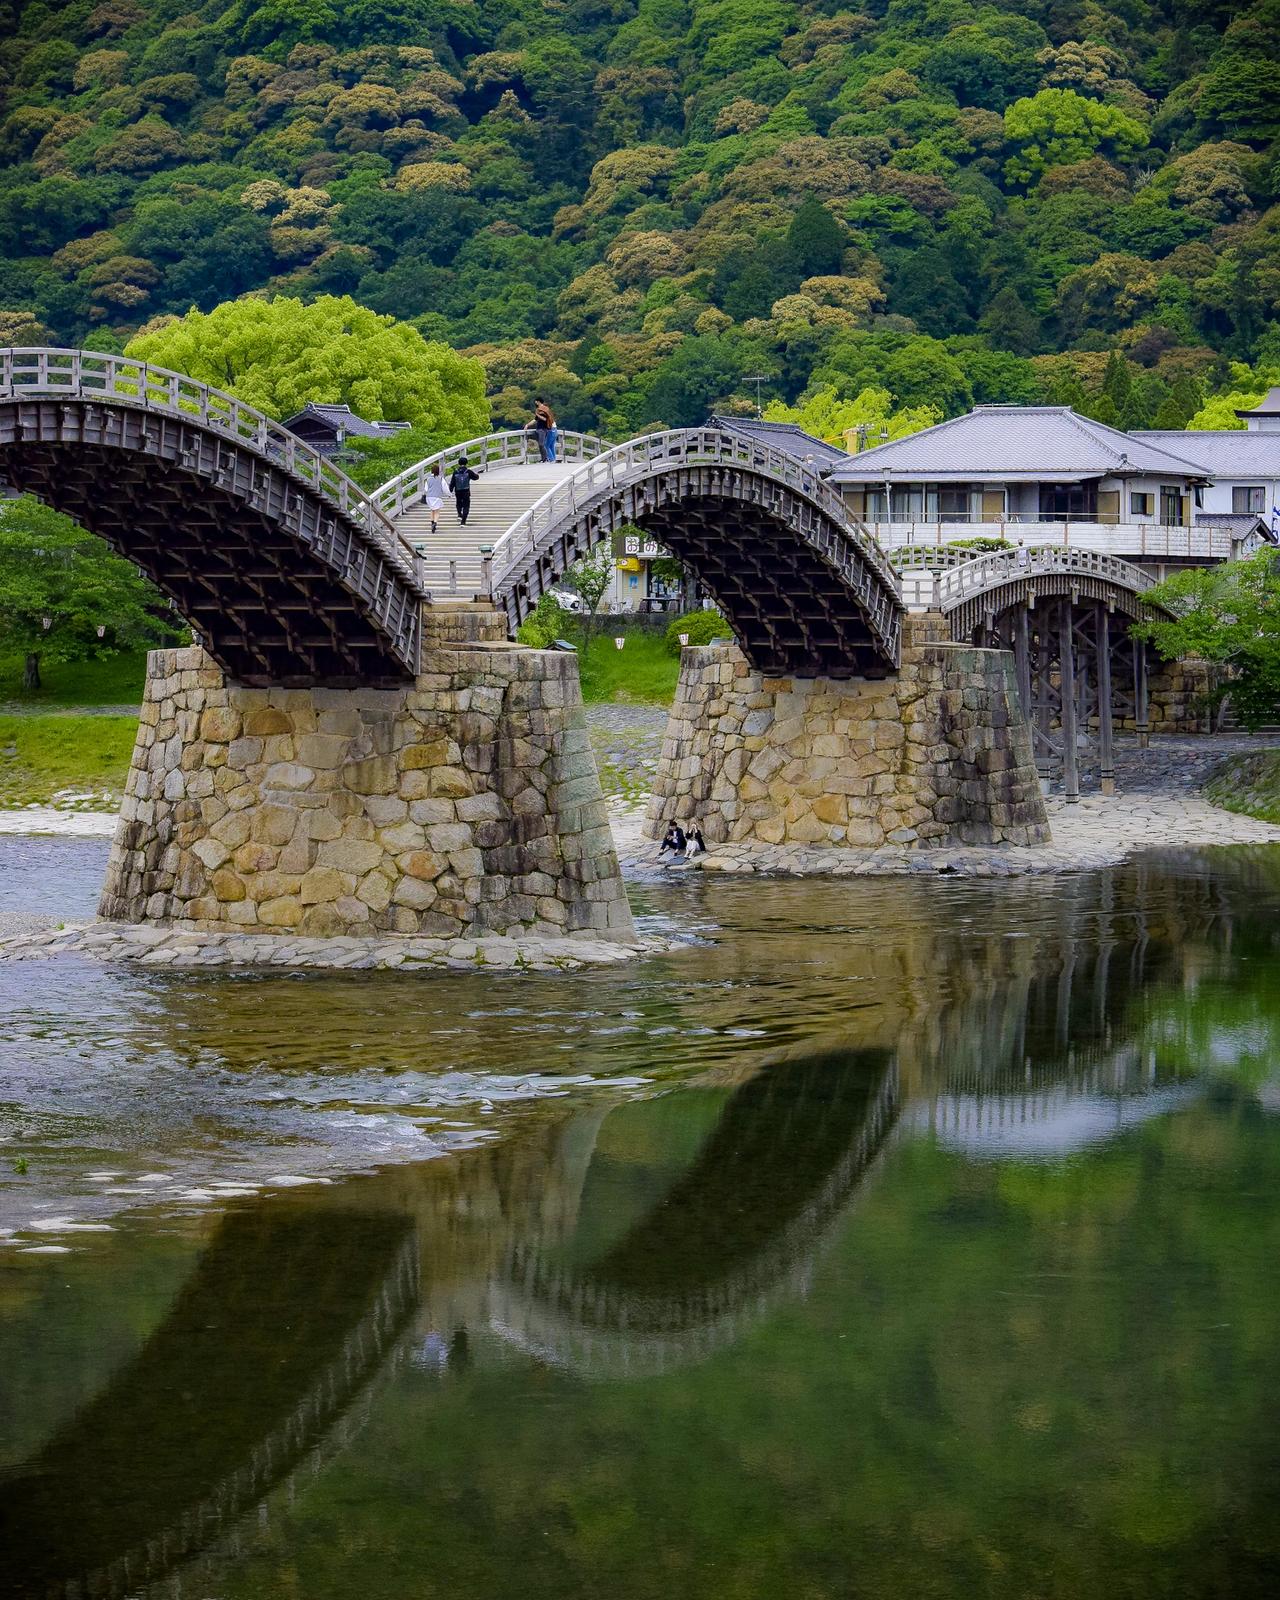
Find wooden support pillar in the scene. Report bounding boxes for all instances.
[1135,636,1150,750]
[1060,600,1080,803]
[1098,603,1115,795]
[1033,607,1053,774]
[1014,603,1031,719]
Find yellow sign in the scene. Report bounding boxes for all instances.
[616,556,642,573]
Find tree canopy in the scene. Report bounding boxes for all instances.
[0,0,1277,438]
[1135,552,1280,730]
[125,295,490,432]
[0,495,181,688]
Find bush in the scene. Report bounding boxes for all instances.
[664,610,731,656]
[948,536,1014,553]
[516,592,571,649]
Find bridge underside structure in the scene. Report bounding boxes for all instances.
[0,350,422,686]
[488,430,905,678]
[907,549,1183,799]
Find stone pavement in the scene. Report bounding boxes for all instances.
[615,732,1280,879]
[0,921,664,971]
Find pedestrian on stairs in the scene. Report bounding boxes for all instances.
[449,456,481,526]
[425,464,446,531]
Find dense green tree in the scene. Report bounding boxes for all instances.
[125,295,490,432]
[1134,553,1280,730]
[0,496,180,690]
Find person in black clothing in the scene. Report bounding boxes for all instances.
[659,822,687,858]
[449,456,481,525]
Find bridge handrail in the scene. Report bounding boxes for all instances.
[372,429,611,518]
[0,346,423,590]
[898,545,1159,612]
[489,427,902,599]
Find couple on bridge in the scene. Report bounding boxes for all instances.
[425,457,482,530]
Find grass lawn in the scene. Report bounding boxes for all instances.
[0,650,149,707]
[1204,750,1280,824]
[577,629,679,703]
[0,715,138,808]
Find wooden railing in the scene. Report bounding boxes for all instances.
[897,545,1159,612]
[490,426,902,600]
[372,429,610,518]
[0,347,422,589]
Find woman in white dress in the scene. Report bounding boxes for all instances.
[425,465,446,531]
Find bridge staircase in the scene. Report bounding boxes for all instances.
[373,432,608,600]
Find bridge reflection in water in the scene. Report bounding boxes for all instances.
[0,858,1264,1599]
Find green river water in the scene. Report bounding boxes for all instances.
[2,839,1280,1598]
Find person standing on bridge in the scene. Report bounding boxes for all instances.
[531,398,557,463]
[449,456,481,526]
[425,463,447,532]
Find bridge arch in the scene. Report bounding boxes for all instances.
[897,546,1163,642]
[490,429,905,677]
[0,348,423,686]
[899,548,1171,794]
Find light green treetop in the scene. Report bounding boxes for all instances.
[125,295,491,436]
[1003,88,1148,185]
[764,384,942,448]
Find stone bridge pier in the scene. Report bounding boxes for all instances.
[646,615,1050,850]
[101,605,634,942]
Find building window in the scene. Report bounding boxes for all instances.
[937,486,972,521]
[1233,485,1266,514]
[1130,491,1154,517]
[1039,484,1096,521]
[1160,485,1183,527]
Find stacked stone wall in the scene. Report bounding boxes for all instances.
[100,610,633,941]
[645,619,1049,849]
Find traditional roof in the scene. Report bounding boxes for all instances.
[709,413,847,469]
[1236,385,1280,420]
[1195,512,1276,543]
[829,406,1210,484]
[281,402,411,441]
[1134,430,1280,477]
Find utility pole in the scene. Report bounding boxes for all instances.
[743,374,769,417]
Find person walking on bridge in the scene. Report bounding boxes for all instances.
[425,463,446,532]
[449,456,481,526]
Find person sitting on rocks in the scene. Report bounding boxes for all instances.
[659,822,687,858]
[685,826,706,858]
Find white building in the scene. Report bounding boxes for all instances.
[1135,386,1280,541]
[828,404,1273,565]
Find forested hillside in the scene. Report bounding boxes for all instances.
[2,0,1278,438]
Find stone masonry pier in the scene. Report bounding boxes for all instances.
[100,606,635,942]
[646,615,1050,850]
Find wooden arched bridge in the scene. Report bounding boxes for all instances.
[0,349,1168,700]
[0,348,423,686]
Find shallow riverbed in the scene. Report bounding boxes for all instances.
[3,835,1280,1598]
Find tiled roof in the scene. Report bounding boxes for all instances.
[1134,431,1280,477]
[1237,385,1280,417]
[829,406,1211,483]
[282,402,411,440]
[1196,512,1276,541]
[710,413,847,468]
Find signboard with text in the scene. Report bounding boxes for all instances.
[611,529,664,560]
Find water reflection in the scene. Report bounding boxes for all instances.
[0,1206,417,1598]
[3,848,1280,1597]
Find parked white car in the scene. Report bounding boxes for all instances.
[547,587,586,612]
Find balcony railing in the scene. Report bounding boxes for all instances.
[864,519,1238,561]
